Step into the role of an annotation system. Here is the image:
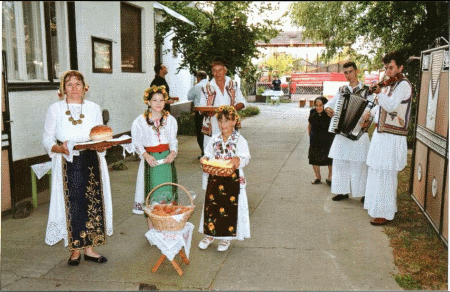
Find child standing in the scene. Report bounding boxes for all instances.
[198,105,251,252]
[131,85,178,230]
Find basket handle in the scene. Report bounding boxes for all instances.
[145,182,194,207]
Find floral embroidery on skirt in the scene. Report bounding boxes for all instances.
[63,150,106,251]
[203,170,240,237]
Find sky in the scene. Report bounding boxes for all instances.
[248,1,298,32]
[248,2,325,65]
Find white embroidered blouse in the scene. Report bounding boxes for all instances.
[131,113,178,158]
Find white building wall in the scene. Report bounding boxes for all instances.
[154,10,194,102]
[75,1,155,136]
[162,34,194,101]
[8,1,155,161]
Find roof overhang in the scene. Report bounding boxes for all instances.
[154,2,194,26]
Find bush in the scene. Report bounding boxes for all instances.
[176,111,196,136]
[238,106,260,117]
[256,86,266,95]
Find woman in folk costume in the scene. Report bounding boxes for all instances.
[199,59,247,151]
[131,85,178,230]
[198,105,251,252]
[42,70,112,266]
[363,51,412,225]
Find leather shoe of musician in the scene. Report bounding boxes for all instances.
[332,194,349,201]
[370,218,388,226]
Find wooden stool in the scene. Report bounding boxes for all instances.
[152,249,190,276]
[145,222,194,276]
[31,161,52,208]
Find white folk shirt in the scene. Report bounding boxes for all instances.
[324,82,372,162]
[202,131,251,190]
[131,113,178,205]
[199,76,247,149]
[187,78,208,107]
[131,114,178,158]
[42,99,113,246]
[366,81,411,171]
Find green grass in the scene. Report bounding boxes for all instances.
[176,111,196,136]
[238,106,260,117]
[385,154,448,290]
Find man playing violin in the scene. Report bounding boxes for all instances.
[363,51,412,225]
[324,61,373,202]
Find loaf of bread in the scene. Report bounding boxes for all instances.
[90,125,113,141]
[202,158,233,168]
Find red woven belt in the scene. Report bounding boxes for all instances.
[145,144,169,153]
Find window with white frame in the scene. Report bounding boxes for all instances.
[2,1,69,86]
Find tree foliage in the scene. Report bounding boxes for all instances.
[156,1,280,78]
[290,1,449,148]
[289,1,449,69]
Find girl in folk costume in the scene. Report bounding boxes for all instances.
[42,71,112,266]
[198,106,251,252]
[131,85,178,230]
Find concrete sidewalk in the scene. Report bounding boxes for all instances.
[1,103,401,291]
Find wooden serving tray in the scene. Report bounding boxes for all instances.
[74,137,132,150]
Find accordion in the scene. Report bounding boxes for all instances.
[328,86,374,140]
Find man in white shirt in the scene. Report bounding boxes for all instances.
[188,70,208,158]
[324,61,372,202]
[363,51,412,225]
[199,59,246,150]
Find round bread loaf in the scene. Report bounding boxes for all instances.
[90,125,113,141]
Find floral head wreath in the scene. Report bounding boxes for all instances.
[57,70,89,99]
[215,105,241,129]
[143,85,169,103]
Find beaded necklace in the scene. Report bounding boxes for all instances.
[145,109,169,133]
[65,99,84,125]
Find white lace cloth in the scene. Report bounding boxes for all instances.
[31,161,52,179]
[145,222,194,261]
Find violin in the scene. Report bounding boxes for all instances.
[368,73,404,95]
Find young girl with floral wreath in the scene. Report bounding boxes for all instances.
[198,105,251,251]
[131,85,179,230]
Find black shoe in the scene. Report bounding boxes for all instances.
[360,196,365,203]
[84,254,107,263]
[311,179,321,184]
[68,254,81,266]
[326,179,332,186]
[332,194,349,201]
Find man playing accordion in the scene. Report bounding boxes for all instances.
[324,61,375,202]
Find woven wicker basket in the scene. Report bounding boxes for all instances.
[201,161,236,177]
[144,182,195,231]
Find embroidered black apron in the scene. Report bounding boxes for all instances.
[203,169,240,237]
[63,150,106,251]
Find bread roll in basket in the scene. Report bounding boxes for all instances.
[201,158,236,177]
